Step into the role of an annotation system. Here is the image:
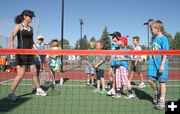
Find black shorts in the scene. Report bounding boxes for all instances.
[130,61,142,73]
[96,69,104,80]
[15,54,35,66]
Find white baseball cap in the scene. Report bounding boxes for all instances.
[37,34,44,40]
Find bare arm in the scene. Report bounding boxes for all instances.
[159,55,167,73]
[9,25,21,48]
[94,59,105,68]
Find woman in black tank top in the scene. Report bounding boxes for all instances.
[8,10,47,101]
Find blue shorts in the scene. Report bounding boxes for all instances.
[85,65,95,74]
[148,75,167,83]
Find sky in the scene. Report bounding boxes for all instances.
[0,0,180,47]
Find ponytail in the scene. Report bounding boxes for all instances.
[14,15,23,24]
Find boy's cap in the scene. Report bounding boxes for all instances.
[109,31,121,38]
[116,36,128,46]
[21,10,35,17]
[44,42,49,45]
[37,34,44,40]
[52,39,59,42]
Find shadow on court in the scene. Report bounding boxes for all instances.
[0,97,31,112]
[63,65,81,72]
[134,88,153,103]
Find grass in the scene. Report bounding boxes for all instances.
[0,80,179,114]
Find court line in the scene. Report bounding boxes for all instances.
[0,79,13,84]
[0,82,180,87]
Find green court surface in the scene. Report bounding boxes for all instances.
[0,80,179,114]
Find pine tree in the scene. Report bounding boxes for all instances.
[174,32,180,49]
[164,32,174,49]
[100,26,111,50]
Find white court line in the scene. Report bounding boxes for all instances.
[0,79,13,84]
[0,82,180,87]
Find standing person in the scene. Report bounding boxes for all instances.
[107,31,121,96]
[147,20,169,109]
[44,42,51,72]
[129,36,145,88]
[85,40,96,86]
[8,10,47,101]
[93,40,106,94]
[34,34,46,71]
[112,36,135,99]
[49,39,63,85]
[32,34,45,93]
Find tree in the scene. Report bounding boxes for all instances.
[59,38,71,49]
[174,32,180,49]
[81,35,88,49]
[141,45,148,50]
[75,35,88,49]
[89,36,96,42]
[126,45,133,50]
[100,26,111,50]
[164,32,174,49]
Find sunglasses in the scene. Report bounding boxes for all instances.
[38,38,44,41]
[26,15,33,19]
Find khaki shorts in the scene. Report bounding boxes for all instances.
[130,61,142,73]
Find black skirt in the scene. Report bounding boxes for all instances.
[15,54,35,66]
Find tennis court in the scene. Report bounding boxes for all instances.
[0,60,179,114]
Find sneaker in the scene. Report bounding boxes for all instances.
[31,88,36,94]
[52,80,56,85]
[155,100,165,109]
[112,93,121,98]
[100,89,107,94]
[93,88,101,93]
[7,92,17,101]
[59,78,64,85]
[36,88,47,96]
[107,88,115,96]
[124,94,136,99]
[90,83,95,86]
[137,83,146,88]
[86,82,90,86]
[153,94,158,104]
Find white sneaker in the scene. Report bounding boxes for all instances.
[36,88,47,96]
[59,78,64,85]
[53,80,56,85]
[107,88,115,96]
[112,93,121,98]
[7,92,17,101]
[124,94,136,99]
[137,83,146,88]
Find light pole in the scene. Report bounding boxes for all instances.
[61,0,64,72]
[144,19,153,50]
[79,19,83,49]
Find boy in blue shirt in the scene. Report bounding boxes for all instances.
[148,20,169,109]
[107,31,120,96]
[112,36,135,99]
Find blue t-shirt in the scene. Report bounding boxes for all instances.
[111,43,120,50]
[36,43,45,50]
[111,43,120,66]
[113,48,130,70]
[34,43,45,64]
[147,35,169,79]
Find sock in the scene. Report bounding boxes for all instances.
[128,89,135,94]
[154,91,158,95]
[159,98,165,103]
